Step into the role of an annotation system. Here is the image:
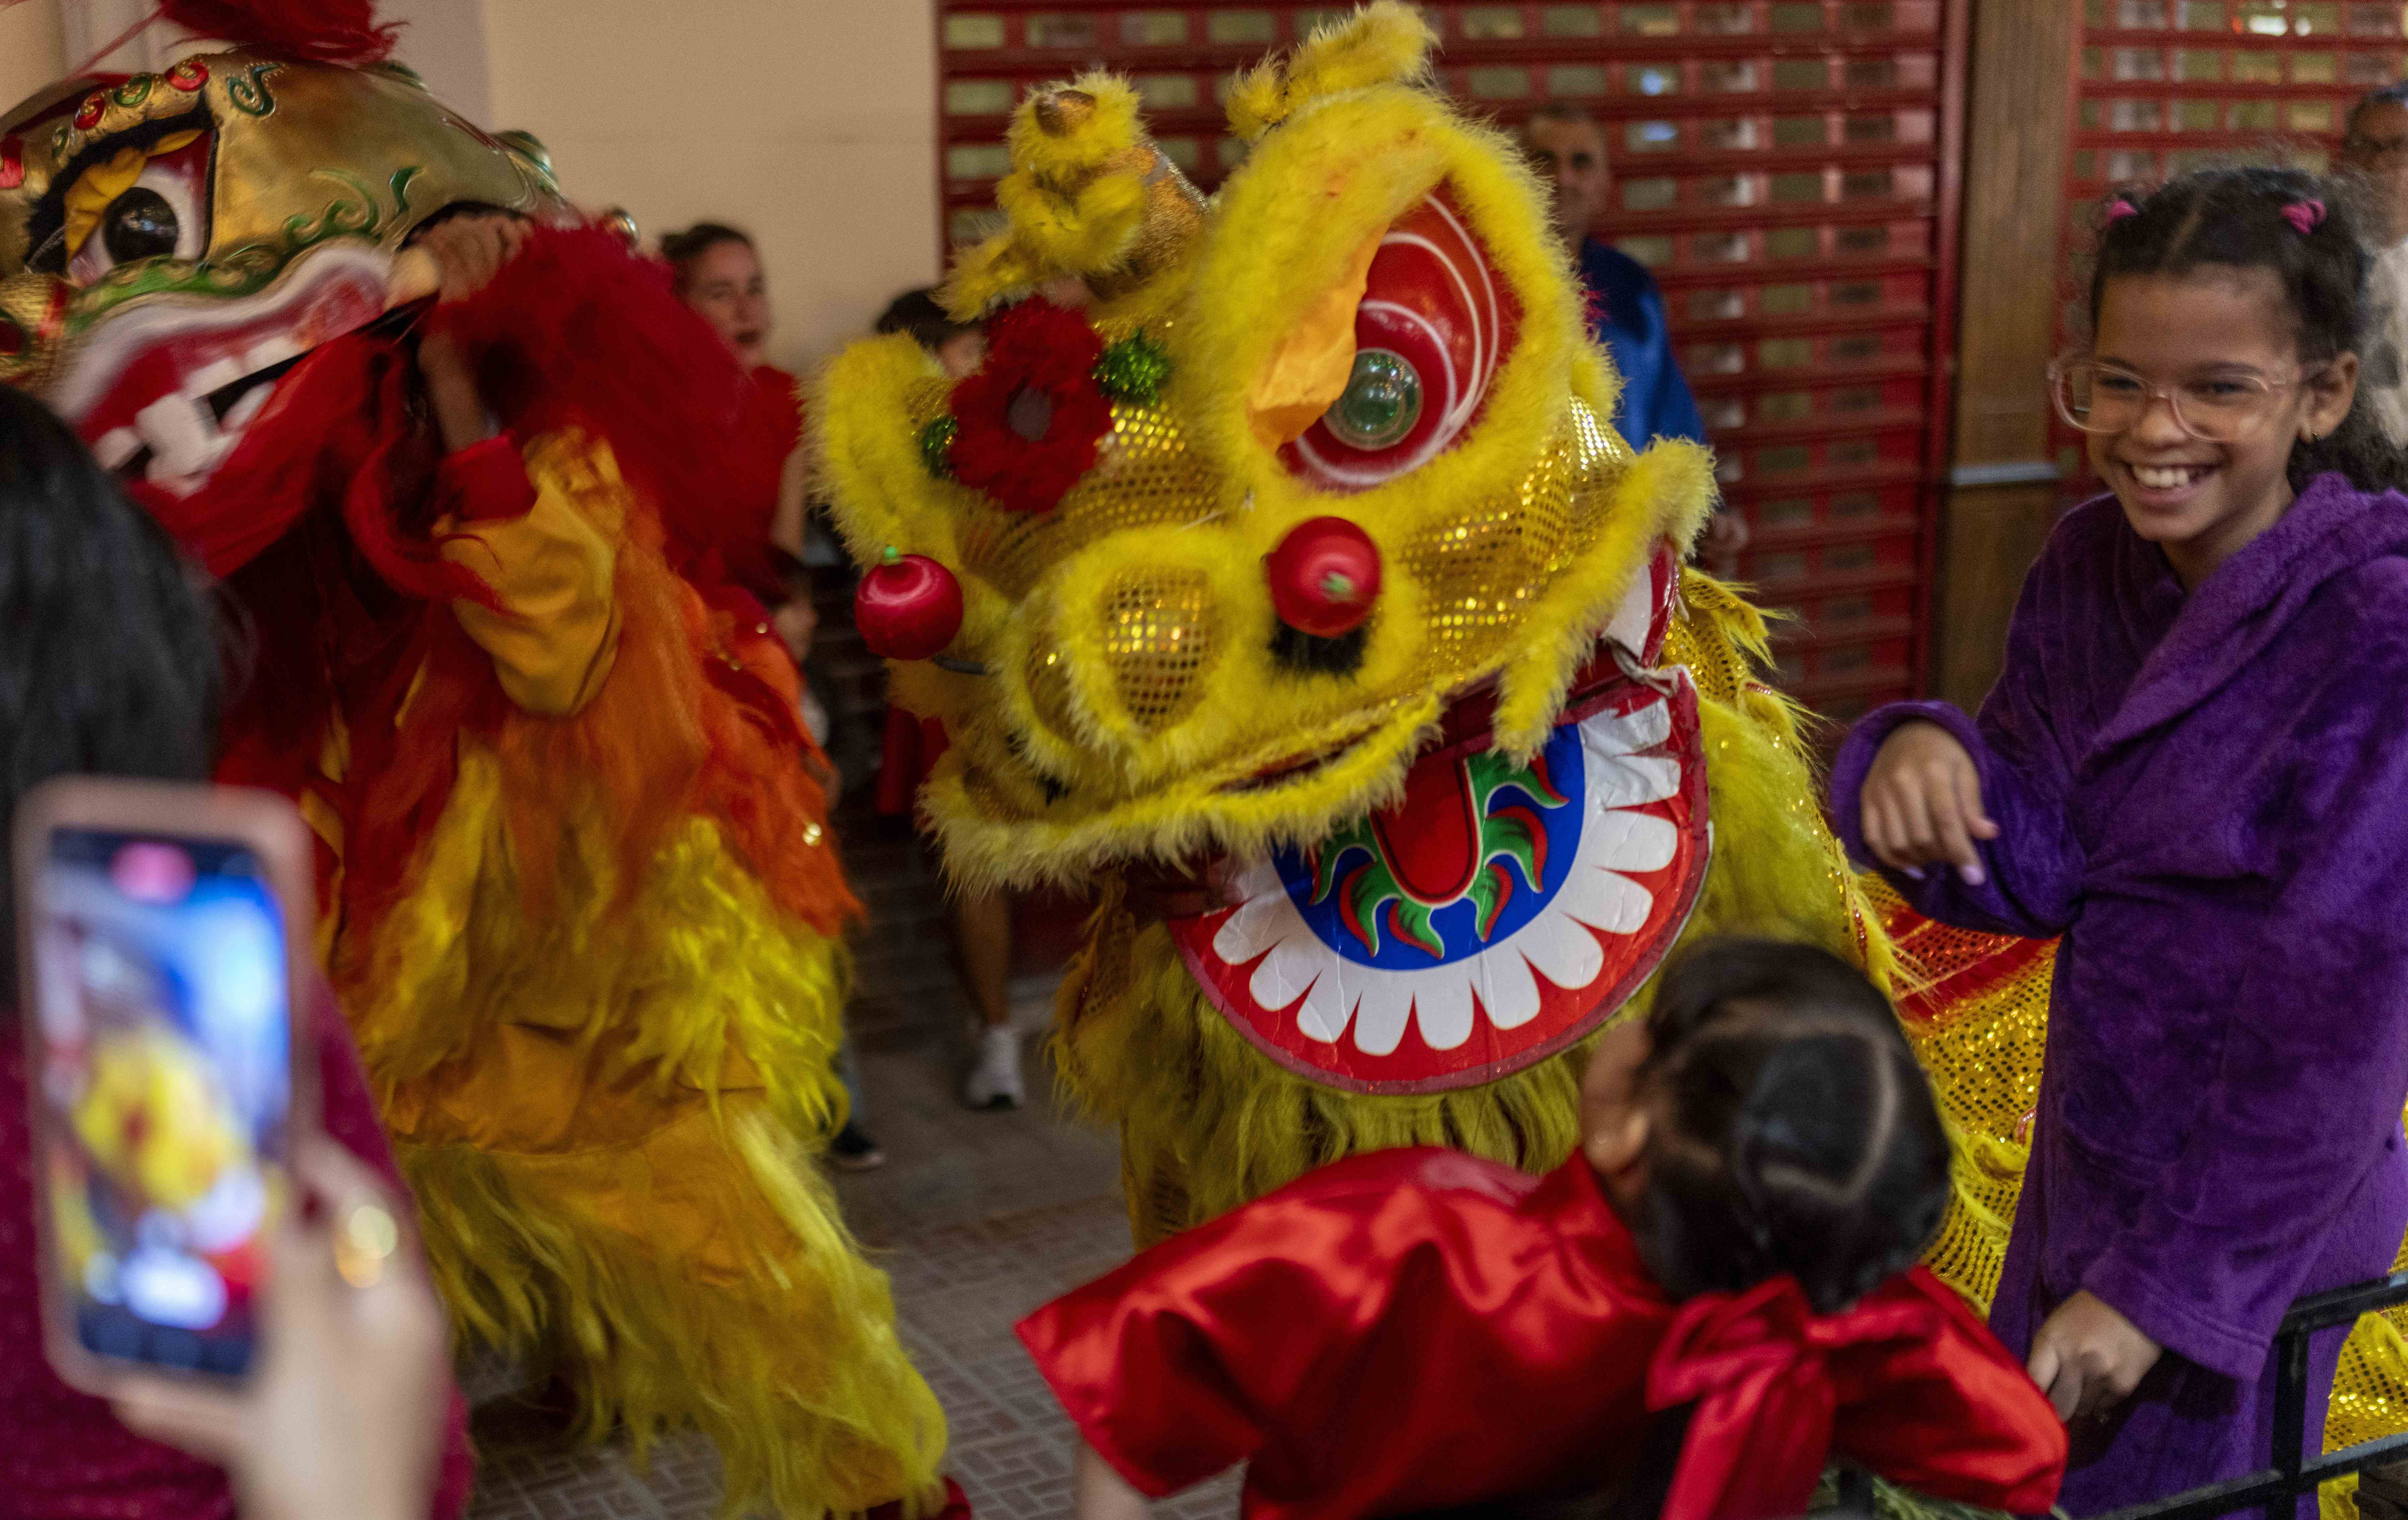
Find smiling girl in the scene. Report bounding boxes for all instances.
[1831,166,2408,1512]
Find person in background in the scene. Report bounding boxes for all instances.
[871,288,1023,1112]
[662,222,809,580]
[0,386,474,1519]
[2341,83,2408,445]
[1522,103,1748,573]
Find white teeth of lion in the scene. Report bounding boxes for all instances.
[136,393,218,479]
[221,384,271,434]
[184,358,244,400]
[93,427,141,470]
[242,335,301,372]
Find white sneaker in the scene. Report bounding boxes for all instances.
[963,1025,1025,1110]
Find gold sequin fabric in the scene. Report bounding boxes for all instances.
[1865,878,2408,1457]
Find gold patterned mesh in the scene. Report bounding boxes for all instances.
[1398,399,1623,674]
[1864,876,2408,1460]
[1102,570,1218,731]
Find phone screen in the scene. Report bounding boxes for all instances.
[26,827,293,1380]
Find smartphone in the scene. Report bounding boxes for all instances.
[12,779,317,1394]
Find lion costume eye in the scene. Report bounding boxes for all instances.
[63,131,211,286]
[1283,186,1522,492]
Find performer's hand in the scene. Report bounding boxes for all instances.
[419,211,531,307]
[1121,857,1237,921]
[1858,720,1998,885]
[111,1140,450,1520]
[414,213,531,453]
[1076,1440,1152,1520]
[2027,1290,2162,1422]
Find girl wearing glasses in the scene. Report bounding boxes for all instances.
[1831,166,2408,1514]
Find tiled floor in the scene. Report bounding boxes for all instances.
[466,799,1230,1519]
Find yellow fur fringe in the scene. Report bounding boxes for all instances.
[401,1108,946,1518]
[335,748,942,1516]
[1055,582,1889,1242]
[1225,0,1438,143]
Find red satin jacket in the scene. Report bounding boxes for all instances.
[1019,1148,2064,1520]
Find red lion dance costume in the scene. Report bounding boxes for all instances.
[0,3,945,1513]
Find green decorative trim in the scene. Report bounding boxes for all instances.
[227,63,285,118]
[68,164,427,328]
[919,415,959,478]
[1093,330,1172,406]
[375,61,428,89]
[110,75,155,109]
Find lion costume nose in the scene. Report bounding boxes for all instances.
[1267,517,1383,639]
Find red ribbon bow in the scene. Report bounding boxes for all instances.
[1646,1274,1941,1520]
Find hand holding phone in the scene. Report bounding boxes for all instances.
[110,1139,449,1520]
[12,779,317,1395]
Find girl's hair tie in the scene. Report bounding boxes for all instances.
[2104,198,2140,224]
[2282,198,2328,235]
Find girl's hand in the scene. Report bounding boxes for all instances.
[2027,1290,2162,1422]
[1859,721,2000,885]
[110,1141,450,1520]
[1077,1440,1151,1520]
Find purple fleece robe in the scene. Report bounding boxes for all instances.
[1830,475,2408,1516]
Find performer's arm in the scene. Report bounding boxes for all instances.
[436,437,623,717]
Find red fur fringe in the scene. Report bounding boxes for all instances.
[159,0,399,62]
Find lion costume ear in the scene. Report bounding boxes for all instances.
[944,73,1206,320]
[1224,0,1437,144]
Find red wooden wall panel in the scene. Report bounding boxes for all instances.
[935,0,1970,720]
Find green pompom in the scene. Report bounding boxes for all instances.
[919,415,959,478]
[1093,332,1173,407]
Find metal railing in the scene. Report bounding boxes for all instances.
[2096,1270,2408,1520]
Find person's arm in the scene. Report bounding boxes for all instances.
[1636,278,1708,449]
[1016,1166,1438,1501]
[1078,1440,1152,1520]
[1829,560,2087,938]
[2074,670,2408,1384]
[438,435,624,716]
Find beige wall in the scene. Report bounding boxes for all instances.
[0,1,67,117]
[484,0,941,373]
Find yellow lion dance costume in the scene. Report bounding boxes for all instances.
[821,4,1882,1244]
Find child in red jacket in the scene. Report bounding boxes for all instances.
[1021,940,2067,1520]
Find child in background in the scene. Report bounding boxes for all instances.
[1834,167,2408,1512]
[1021,941,2066,1520]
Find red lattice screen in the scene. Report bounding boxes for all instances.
[936,0,1970,721]
[2052,1,2408,488]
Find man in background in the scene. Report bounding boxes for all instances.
[1522,103,1747,569]
[2341,83,2408,447]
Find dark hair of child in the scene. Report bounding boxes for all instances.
[2087,164,2408,493]
[874,286,976,354]
[1634,937,1952,1316]
[0,387,218,978]
[660,222,755,291]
